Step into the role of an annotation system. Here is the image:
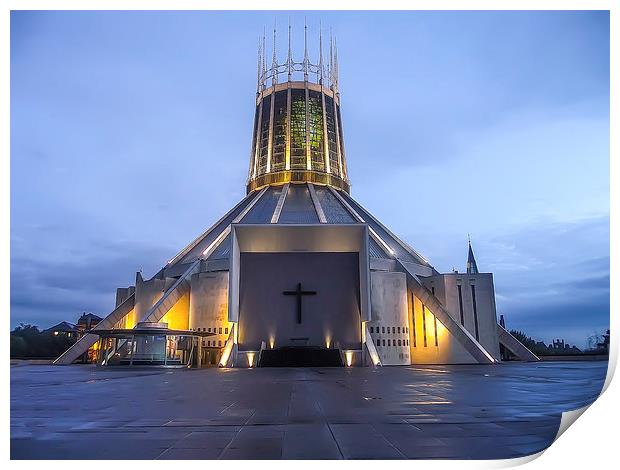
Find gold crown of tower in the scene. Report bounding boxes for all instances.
[246,22,350,194]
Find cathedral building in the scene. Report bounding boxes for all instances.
[55,27,537,368]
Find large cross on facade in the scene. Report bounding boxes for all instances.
[283,282,317,324]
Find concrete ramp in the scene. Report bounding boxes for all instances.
[498,324,540,361]
[140,259,200,324]
[53,294,135,365]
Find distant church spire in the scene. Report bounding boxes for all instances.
[466,236,479,274]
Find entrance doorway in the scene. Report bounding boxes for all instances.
[258,346,343,367]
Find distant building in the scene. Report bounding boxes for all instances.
[596,330,610,354]
[551,339,581,354]
[44,321,78,338]
[76,313,102,333]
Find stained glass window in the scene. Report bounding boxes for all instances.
[290,89,306,169]
[336,104,346,177]
[249,105,260,176]
[257,94,271,175]
[271,90,287,172]
[324,94,339,177]
[308,90,325,172]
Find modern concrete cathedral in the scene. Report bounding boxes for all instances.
[55,26,537,368]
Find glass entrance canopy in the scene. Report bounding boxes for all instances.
[91,323,213,368]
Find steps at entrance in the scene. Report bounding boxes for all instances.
[258,347,343,367]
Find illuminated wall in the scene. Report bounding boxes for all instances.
[160,292,190,330]
[421,274,501,362]
[368,271,410,365]
[133,273,174,326]
[237,252,361,352]
[408,292,477,364]
[188,271,231,349]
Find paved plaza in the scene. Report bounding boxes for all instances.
[11,362,606,460]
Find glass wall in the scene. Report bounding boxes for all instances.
[257,94,271,175]
[324,94,340,178]
[97,334,197,367]
[248,84,349,193]
[308,90,325,172]
[290,88,307,169]
[271,90,288,172]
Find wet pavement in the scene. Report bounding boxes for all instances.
[11,361,607,460]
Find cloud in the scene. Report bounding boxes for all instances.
[10,238,173,329]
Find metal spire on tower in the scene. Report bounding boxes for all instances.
[303,18,309,81]
[256,36,262,93]
[261,27,266,90]
[272,21,277,86]
[287,19,293,80]
[318,22,324,85]
[333,36,339,91]
[329,30,334,89]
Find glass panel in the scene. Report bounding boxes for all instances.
[131,335,166,365]
[250,104,260,177]
[290,89,306,169]
[308,90,325,172]
[258,94,272,175]
[271,90,287,172]
[325,94,340,177]
[336,103,346,176]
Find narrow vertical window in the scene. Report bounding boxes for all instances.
[457,285,464,326]
[422,304,428,347]
[471,285,479,341]
[411,292,417,347]
[434,316,439,347]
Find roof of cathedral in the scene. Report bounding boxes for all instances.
[164,183,433,274]
[160,28,433,277]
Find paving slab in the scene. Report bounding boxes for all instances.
[10,361,607,460]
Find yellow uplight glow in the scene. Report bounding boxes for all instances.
[269,337,275,349]
[219,337,234,367]
[247,352,255,368]
[325,336,331,349]
[345,351,354,367]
